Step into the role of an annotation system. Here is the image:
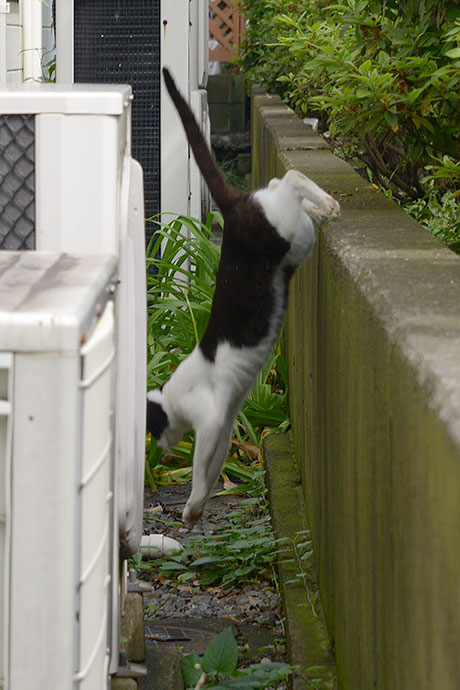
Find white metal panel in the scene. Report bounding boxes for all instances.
[190,89,211,221]
[5,26,21,73]
[5,1,22,85]
[0,10,6,87]
[0,252,118,352]
[40,0,54,79]
[161,0,190,217]
[198,0,209,89]
[77,302,115,688]
[9,351,80,688]
[1,253,116,689]
[0,354,12,690]
[55,0,73,83]
[190,0,208,90]
[0,83,132,115]
[116,157,146,557]
[21,0,42,81]
[35,113,123,255]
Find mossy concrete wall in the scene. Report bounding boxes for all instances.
[252,88,460,690]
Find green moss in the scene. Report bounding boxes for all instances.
[263,434,336,690]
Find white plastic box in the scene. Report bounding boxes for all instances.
[0,84,147,560]
[0,251,118,689]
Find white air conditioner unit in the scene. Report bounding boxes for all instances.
[0,85,147,678]
[52,0,210,221]
[0,250,118,689]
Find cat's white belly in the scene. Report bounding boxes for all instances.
[213,340,272,398]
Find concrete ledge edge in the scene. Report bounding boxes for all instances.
[263,432,336,690]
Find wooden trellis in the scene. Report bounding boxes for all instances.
[209,0,245,63]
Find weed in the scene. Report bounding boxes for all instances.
[278,530,320,620]
[156,469,277,588]
[181,627,293,689]
[403,189,460,254]
[219,157,250,192]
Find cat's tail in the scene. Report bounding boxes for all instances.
[162,67,239,213]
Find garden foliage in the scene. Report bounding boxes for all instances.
[181,627,292,689]
[145,213,289,488]
[239,0,460,206]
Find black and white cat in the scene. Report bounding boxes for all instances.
[147,68,340,526]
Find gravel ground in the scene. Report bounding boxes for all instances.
[139,481,289,669]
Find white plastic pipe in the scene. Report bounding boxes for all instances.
[0,2,8,86]
[22,0,42,81]
[139,534,183,559]
[55,0,74,83]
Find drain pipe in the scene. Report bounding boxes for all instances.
[55,0,73,83]
[22,0,42,81]
[0,2,9,86]
[139,534,183,559]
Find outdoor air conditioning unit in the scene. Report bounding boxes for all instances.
[0,84,147,679]
[0,250,118,689]
[54,0,210,225]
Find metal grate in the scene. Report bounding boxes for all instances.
[0,116,35,251]
[73,1,161,243]
[145,624,216,655]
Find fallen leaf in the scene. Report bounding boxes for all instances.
[148,505,164,514]
[247,595,261,607]
[177,584,193,593]
[223,479,238,491]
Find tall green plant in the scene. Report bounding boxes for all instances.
[145,213,290,489]
[146,213,221,389]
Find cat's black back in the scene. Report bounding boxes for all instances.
[162,68,291,361]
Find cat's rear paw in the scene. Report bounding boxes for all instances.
[321,194,341,221]
[302,199,327,222]
[182,501,203,528]
[303,195,341,223]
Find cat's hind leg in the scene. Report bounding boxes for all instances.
[301,198,328,223]
[182,415,234,527]
[284,169,340,220]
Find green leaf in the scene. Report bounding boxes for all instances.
[190,555,221,567]
[383,110,398,128]
[445,47,460,59]
[358,59,372,74]
[211,662,294,688]
[202,628,238,676]
[181,653,202,686]
[159,561,189,571]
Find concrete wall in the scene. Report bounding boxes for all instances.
[252,88,460,690]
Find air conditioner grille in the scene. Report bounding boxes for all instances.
[0,116,35,251]
[73,1,161,242]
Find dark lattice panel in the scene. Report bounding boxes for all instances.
[0,115,35,251]
[73,1,161,243]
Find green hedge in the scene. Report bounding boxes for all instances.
[239,0,460,208]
